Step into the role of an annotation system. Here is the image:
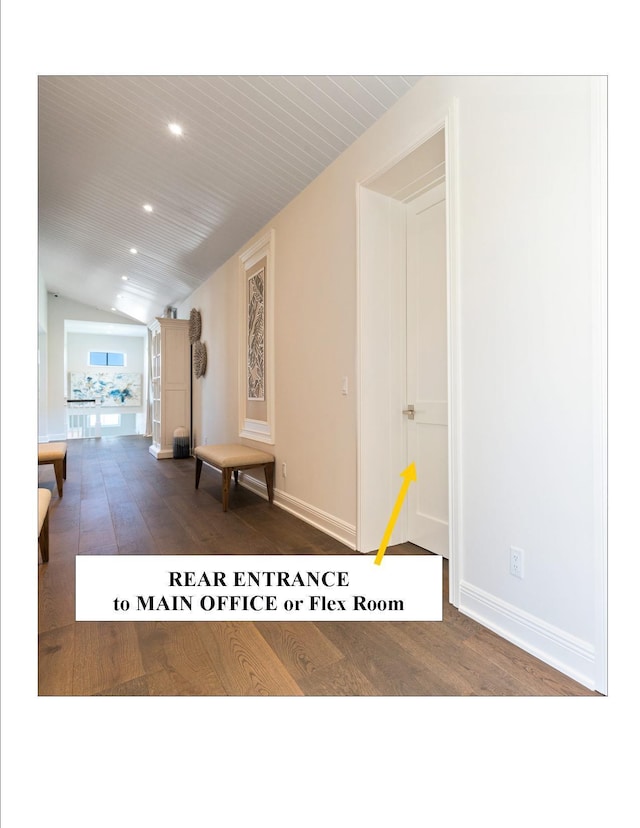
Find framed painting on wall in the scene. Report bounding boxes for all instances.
[69,372,142,406]
[238,229,275,444]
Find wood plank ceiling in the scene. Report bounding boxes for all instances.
[39,75,422,324]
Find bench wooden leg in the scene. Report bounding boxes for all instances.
[53,459,64,497]
[222,468,232,512]
[264,462,274,505]
[39,510,50,563]
[195,457,203,488]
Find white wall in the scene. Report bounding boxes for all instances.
[38,278,48,335]
[66,332,144,376]
[177,76,606,690]
[178,168,360,545]
[38,283,49,440]
[450,77,604,690]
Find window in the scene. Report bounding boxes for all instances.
[89,351,125,367]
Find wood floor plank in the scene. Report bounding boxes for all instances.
[318,621,438,695]
[39,623,76,695]
[46,502,81,534]
[383,618,535,695]
[380,622,492,695]
[195,622,303,696]
[410,665,477,696]
[78,524,117,554]
[109,501,157,555]
[234,500,351,555]
[253,621,344,680]
[39,558,76,633]
[80,477,108,501]
[163,492,277,553]
[462,626,598,696]
[447,644,535,696]
[77,543,120,556]
[94,670,188,696]
[134,621,227,695]
[296,659,380,696]
[72,621,145,695]
[45,523,80,565]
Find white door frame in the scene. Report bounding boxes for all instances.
[356,100,462,607]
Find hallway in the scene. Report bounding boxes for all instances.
[38,437,598,696]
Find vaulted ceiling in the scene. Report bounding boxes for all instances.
[38,75,422,325]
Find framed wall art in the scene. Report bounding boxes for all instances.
[238,229,275,444]
[69,372,143,406]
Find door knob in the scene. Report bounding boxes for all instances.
[403,404,415,420]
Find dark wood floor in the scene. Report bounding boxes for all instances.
[38,436,599,696]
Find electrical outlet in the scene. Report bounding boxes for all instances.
[282,462,287,478]
[510,546,524,579]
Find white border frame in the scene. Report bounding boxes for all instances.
[238,229,275,444]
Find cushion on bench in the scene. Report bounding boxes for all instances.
[38,488,52,563]
[38,441,67,497]
[38,488,52,533]
[38,442,67,462]
[194,444,274,468]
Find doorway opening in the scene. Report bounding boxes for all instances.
[357,115,461,606]
[63,319,149,439]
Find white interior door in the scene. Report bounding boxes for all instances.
[405,183,449,557]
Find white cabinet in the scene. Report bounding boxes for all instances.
[148,317,191,459]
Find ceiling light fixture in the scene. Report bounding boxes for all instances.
[121,275,129,281]
[129,248,137,255]
[143,204,153,213]
[168,122,183,136]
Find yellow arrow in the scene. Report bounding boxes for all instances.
[374,463,417,565]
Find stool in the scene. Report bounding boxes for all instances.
[38,488,52,562]
[38,442,67,497]
[194,444,275,511]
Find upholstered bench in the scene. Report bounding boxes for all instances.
[38,441,67,497]
[38,488,52,563]
[194,444,275,512]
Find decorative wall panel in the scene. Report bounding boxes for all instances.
[247,267,265,400]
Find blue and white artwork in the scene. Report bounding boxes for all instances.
[69,372,142,406]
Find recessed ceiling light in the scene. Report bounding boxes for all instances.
[121,275,129,281]
[143,204,153,213]
[111,307,117,312]
[168,122,183,136]
[129,248,137,255]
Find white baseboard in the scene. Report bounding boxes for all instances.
[239,472,357,550]
[40,432,67,443]
[459,581,597,691]
[149,445,173,459]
